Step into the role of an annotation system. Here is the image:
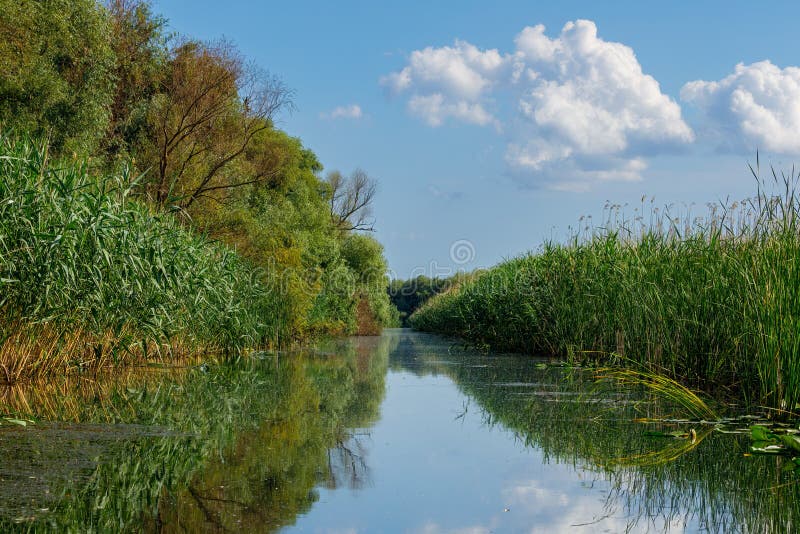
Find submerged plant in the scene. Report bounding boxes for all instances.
[594,367,718,421]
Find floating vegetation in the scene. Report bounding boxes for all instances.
[749,424,800,457]
[594,367,718,421]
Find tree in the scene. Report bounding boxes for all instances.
[326,169,377,232]
[0,0,115,154]
[142,39,293,209]
[387,276,452,325]
[103,0,169,159]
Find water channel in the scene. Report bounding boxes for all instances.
[0,329,796,532]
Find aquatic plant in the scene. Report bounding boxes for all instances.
[411,161,800,411]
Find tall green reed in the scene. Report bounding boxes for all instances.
[0,134,288,378]
[411,162,800,410]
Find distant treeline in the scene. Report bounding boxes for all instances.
[387,276,459,326]
[0,0,398,380]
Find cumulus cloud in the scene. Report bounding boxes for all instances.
[381,20,694,190]
[681,61,800,153]
[409,94,496,127]
[320,104,363,120]
[380,40,507,129]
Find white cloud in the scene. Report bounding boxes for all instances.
[409,94,497,127]
[320,104,363,120]
[681,60,800,153]
[380,40,507,129]
[381,20,694,190]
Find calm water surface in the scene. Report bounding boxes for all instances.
[0,329,797,532]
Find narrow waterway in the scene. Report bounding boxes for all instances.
[0,329,797,532]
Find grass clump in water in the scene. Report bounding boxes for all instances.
[411,159,800,411]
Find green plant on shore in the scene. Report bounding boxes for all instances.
[0,135,283,379]
[411,161,800,412]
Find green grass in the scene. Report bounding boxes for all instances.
[0,135,291,380]
[411,162,800,411]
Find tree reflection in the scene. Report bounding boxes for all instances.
[325,432,372,491]
[0,332,397,532]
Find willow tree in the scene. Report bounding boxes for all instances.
[142,39,293,209]
[326,169,378,232]
[0,0,115,154]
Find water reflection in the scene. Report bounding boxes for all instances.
[1,330,799,532]
[385,330,800,534]
[0,334,395,531]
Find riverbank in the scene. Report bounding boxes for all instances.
[411,169,800,412]
[0,0,397,383]
[0,136,395,382]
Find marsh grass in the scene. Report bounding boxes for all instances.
[593,368,718,421]
[0,135,289,381]
[411,159,800,411]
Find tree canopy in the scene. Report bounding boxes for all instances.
[0,0,397,342]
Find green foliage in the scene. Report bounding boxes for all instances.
[0,0,396,373]
[340,234,386,281]
[103,0,170,160]
[191,130,397,337]
[0,0,116,154]
[388,276,452,326]
[0,135,284,368]
[340,234,398,331]
[411,167,800,411]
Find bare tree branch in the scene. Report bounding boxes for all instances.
[327,168,377,232]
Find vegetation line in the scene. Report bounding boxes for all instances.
[0,0,399,381]
[411,163,800,412]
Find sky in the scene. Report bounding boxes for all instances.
[153,0,800,278]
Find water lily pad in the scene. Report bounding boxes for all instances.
[750,441,784,454]
[780,434,800,453]
[750,425,776,441]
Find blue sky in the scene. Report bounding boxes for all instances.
[154,0,800,278]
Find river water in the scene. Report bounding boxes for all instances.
[0,329,797,532]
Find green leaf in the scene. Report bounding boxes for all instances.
[750,425,775,442]
[750,441,784,454]
[780,434,800,453]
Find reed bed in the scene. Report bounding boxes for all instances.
[411,162,800,410]
[0,135,287,381]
